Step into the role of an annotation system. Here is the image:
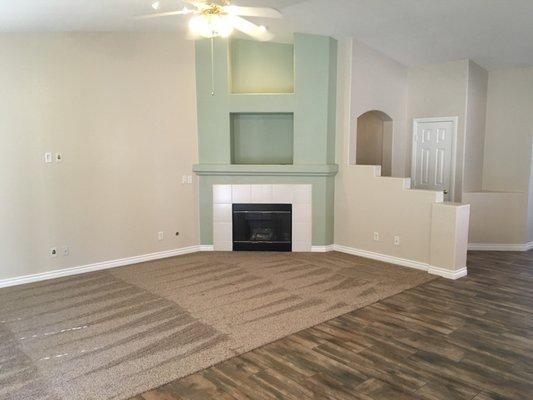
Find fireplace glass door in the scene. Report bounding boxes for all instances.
[232,204,292,252]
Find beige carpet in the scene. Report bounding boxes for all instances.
[0,251,434,400]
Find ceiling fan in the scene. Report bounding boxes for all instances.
[136,0,282,41]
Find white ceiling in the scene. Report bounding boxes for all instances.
[1,0,532,70]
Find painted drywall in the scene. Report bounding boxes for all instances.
[0,33,199,281]
[482,67,533,193]
[356,111,384,166]
[471,67,533,245]
[464,61,488,192]
[231,113,294,165]
[528,146,533,242]
[347,40,408,176]
[355,111,393,176]
[194,33,338,246]
[230,38,294,94]
[407,60,468,201]
[463,192,527,244]
[335,39,467,268]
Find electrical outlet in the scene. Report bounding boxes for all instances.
[187,175,193,184]
[158,231,164,241]
[50,247,58,258]
[62,246,69,256]
[373,232,380,241]
[181,175,187,184]
[394,236,400,246]
[44,153,53,164]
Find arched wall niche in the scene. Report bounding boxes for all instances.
[352,110,393,177]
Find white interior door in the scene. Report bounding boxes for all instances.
[412,118,456,201]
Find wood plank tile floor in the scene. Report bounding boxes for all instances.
[129,251,533,400]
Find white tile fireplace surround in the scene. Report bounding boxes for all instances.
[213,184,312,252]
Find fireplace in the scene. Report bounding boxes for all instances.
[232,204,292,252]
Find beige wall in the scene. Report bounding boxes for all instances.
[0,33,199,281]
[482,67,533,192]
[464,61,488,192]
[355,111,393,176]
[463,192,527,244]
[407,60,468,201]
[335,39,467,271]
[471,67,533,245]
[347,40,408,176]
[356,111,383,165]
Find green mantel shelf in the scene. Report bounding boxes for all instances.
[193,164,339,177]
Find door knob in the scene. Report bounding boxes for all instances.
[443,189,449,195]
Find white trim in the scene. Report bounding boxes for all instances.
[0,242,469,289]
[411,116,458,201]
[428,266,467,280]
[0,246,204,289]
[468,242,533,251]
[333,244,429,271]
[311,245,334,252]
[333,244,467,280]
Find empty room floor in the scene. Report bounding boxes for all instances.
[0,251,432,400]
[130,251,533,400]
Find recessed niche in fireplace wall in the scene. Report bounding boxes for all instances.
[231,113,294,165]
[230,38,294,94]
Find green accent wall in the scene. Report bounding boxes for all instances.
[230,39,294,94]
[193,33,338,246]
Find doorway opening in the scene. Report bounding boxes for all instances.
[356,110,393,176]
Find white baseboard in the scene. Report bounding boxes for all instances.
[0,242,469,288]
[333,244,466,280]
[311,245,335,252]
[199,245,215,251]
[0,245,204,289]
[333,244,429,271]
[428,265,468,280]
[468,242,533,251]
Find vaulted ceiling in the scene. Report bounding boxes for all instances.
[1,0,532,70]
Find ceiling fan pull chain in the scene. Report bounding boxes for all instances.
[210,36,215,96]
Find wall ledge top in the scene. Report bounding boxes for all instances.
[193,164,339,177]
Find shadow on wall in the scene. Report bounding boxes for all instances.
[355,110,393,177]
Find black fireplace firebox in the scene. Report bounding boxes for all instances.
[232,204,292,252]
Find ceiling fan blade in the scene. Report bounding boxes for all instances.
[223,5,282,19]
[228,15,274,41]
[181,0,209,9]
[134,9,195,19]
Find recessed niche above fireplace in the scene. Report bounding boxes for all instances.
[230,38,294,94]
[231,113,294,165]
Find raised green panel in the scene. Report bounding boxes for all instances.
[230,39,294,94]
[194,33,338,247]
[231,113,293,165]
[293,34,337,165]
[198,175,335,246]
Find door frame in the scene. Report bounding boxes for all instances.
[411,116,458,201]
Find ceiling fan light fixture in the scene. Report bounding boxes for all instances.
[189,14,234,38]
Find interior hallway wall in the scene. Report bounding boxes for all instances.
[406,60,469,201]
[482,67,533,192]
[464,61,488,192]
[346,40,408,176]
[0,33,199,282]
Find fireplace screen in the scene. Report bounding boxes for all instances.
[232,204,292,252]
